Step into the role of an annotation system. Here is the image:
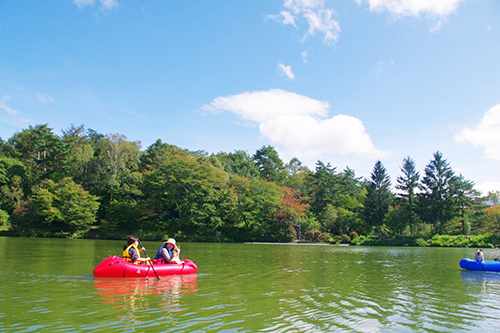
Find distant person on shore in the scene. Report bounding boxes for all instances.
[155,238,184,264]
[123,236,150,264]
[475,249,485,263]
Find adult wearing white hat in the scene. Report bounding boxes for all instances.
[475,248,485,263]
[155,238,183,264]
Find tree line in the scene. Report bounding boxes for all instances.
[0,123,499,243]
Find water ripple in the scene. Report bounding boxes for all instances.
[4,242,500,332]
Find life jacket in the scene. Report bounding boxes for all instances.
[155,244,172,263]
[123,244,140,264]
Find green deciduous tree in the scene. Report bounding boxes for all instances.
[90,134,143,202]
[0,156,26,214]
[319,204,360,236]
[214,150,260,179]
[100,199,141,234]
[61,124,95,187]
[31,177,100,235]
[486,191,500,206]
[0,209,9,229]
[225,175,284,242]
[283,157,311,193]
[143,154,230,238]
[385,205,409,236]
[307,163,366,235]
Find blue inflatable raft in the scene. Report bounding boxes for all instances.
[460,258,500,272]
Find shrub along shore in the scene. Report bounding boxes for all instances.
[349,233,500,248]
[1,230,497,250]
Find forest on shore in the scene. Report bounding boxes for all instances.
[1,124,500,247]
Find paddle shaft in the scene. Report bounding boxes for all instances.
[138,239,160,280]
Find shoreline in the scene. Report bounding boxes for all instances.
[244,242,350,246]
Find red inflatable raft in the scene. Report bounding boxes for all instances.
[93,256,198,278]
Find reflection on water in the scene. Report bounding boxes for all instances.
[3,237,500,332]
[94,275,198,309]
[460,270,500,294]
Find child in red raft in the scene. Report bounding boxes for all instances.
[122,236,150,264]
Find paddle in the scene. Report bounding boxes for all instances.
[138,239,160,280]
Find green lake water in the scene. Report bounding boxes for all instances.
[1,236,499,332]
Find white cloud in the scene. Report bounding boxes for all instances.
[281,11,298,27]
[301,8,340,44]
[73,0,118,11]
[364,0,462,31]
[270,0,341,45]
[37,93,55,103]
[271,0,461,46]
[0,96,21,116]
[367,0,461,17]
[455,104,500,162]
[73,0,95,8]
[301,50,308,63]
[277,63,295,80]
[203,89,387,159]
[475,181,500,196]
[100,0,118,10]
[284,0,325,12]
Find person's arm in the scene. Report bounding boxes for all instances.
[130,247,150,263]
[171,246,184,264]
[129,247,140,262]
[161,247,173,263]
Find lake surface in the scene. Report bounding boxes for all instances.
[1,237,499,332]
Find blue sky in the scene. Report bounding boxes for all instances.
[1,0,500,194]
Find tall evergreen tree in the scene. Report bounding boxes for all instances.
[140,139,189,172]
[7,124,68,191]
[419,151,457,235]
[364,160,393,237]
[253,145,285,183]
[395,156,420,235]
[308,161,338,216]
[452,174,480,235]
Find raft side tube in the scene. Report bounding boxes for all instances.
[93,256,129,278]
[459,258,500,272]
[94,256,198,277]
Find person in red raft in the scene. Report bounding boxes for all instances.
[122,236,151,264]
[155,238,184,264]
